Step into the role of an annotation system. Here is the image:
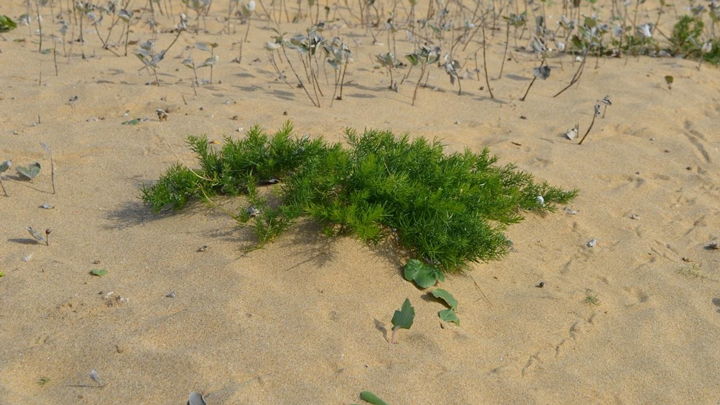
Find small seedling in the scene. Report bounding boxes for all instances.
[405,45,440,106]
[16,162,42,180]
[390,298,414,343]
[37,376,50,387]
[359,391,388,405]
[677,263,702,279]
[89,369,102,387]
[520,58,550,101]
[0,159,11,196]
[196,42,220,84]
[664,75,674,90]
[584,289,600,306]
[25,226,46,245]
[376,52,397,91]
[599,96,612,118]
[404,259,445,288]
[90,269,108,277]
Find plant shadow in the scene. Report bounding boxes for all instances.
[373,318,388,341]
[713,298,720,313]
[7,238,43,245]
[103,200,216,230]
[278,220,339,270]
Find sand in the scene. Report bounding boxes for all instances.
[1,0,719,403]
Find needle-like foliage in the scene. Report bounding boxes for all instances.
[141,123,576,272]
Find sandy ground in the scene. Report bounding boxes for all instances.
[1,0,719,403]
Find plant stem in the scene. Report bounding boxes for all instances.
[520,76,536,101]
[281,47,320,107]
[482,26,494,99]
[411,64,425,106]
[35,0,43,52]
[553,47,588,98]
[0,177,7,197]
[498,21,509,79]
[578,110,597,145]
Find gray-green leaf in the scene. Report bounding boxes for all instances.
[0,160,11,173]
[16,162,41,180]
[431,288,458,310]
[439,308,460,325]
[403,259,443,288]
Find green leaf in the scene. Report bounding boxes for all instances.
[16,162,41,180]
[403,259,442,288]
[90,269,108,277]
[403,259,422,281]
[0,15,17,32]
[0,272,5,277]
[391,298,414,331]
[0,160,11,173]
[122,119,141,125]
[360,391,388,405]
[431,289,458,310]
[40,49,52,55]
[439,308,460,325]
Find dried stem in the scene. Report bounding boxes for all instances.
[482,26,494,99]
[41,143,55,194]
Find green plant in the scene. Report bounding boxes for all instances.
[404,259,445,288]
[677,263,702,279]
[584,288,600,306]
[37,376,50,387]
[360,391,388,405]
[432,288,459,325]
[405,45,440,106]
[670,16,704,54]
[391,298,415,343]
[0,15,17,32]
[141,124,576,271]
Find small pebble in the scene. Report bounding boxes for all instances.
[536,281,545,288]
[630,214,640,220]
[166,291,176,298]
[564,207,578,215]
[706,241,719,250]
[587,238,597,248]
[40,203,54,209]
[197,245,208,252]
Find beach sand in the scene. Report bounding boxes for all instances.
[1,0,719,403]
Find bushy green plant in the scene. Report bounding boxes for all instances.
[141,123,576,271]
[671,16,704,54]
